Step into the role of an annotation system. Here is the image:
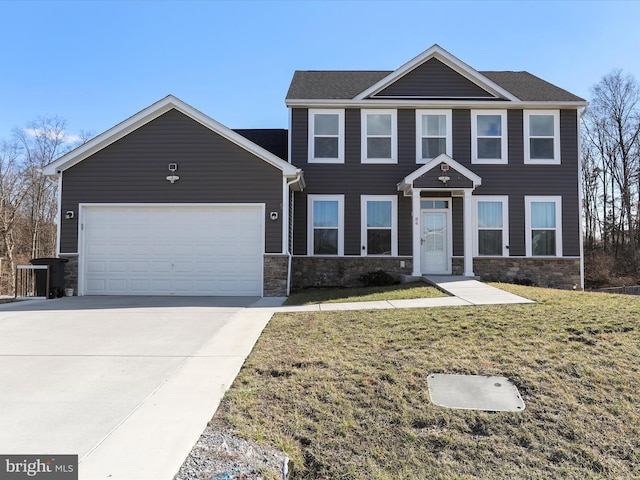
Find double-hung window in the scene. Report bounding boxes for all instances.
[471,110,508,164]
[361,195,397,256]
[525,196,562,256]
[475,196,509,256]
[416,110,452,163]
[308,195,344,255]
[309,109,344,163]
[361,110,397,163]
[524,110,560,164]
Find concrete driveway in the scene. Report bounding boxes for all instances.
[0,296,278,479]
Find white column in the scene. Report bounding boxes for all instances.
[463,189,475,277]
[411,189,422,276]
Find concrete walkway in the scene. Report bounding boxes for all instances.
[272,276,534,313]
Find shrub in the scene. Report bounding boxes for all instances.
[359,270,398,287]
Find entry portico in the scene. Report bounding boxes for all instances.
[398,153,482,279]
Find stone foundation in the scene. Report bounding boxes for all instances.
[454,257,581,289]
[264,254,289,297]
[291,256,413,290]
[59,255,78,295]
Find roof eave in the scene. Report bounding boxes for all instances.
[286,99,589,108]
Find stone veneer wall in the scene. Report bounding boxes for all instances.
[452,257,581,289]
[59,255,78,295]
[291,256,413,290]
[264,254,289,297]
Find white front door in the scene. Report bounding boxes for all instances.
[421,211,451,274]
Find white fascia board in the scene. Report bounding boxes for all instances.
[42,94,299,178]
[286,99,588,109]
[353,44,520,102]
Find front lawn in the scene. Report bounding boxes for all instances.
[219,284,640,479]
[284,281,447,305]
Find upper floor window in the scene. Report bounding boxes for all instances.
[361,109,397,163]
[471,110,508,164]
[308,195,344,255]
[474,196,509,256]
[309,109,344,163]
[524,110,560,164]
[525,196,562,257]
[361,195,398,256]
[416,110,452,163]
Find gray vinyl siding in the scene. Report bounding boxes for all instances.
[60,109,284,253]
[292,107,581,258]
[374,58,497,99]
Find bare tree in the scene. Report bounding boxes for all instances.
[582,70,640,279]
[13,117,72,259]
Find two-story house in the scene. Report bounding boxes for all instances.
[287,44,586,291]
[43,45,586,296]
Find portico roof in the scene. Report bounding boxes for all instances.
[397,153,482,193]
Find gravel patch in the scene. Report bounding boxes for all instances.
[174,416,288,480]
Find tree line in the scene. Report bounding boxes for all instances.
[0,73,638,294]
[582,70,640,287]
[0,118,88,294]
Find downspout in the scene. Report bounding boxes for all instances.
[578,105,589,290]
[285,171,302,296]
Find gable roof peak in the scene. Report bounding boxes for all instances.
[354,44,520,102]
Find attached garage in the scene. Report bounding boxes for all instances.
[42,95,304,297]
[81,205,264,296]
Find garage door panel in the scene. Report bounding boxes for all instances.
[82,206,264,296]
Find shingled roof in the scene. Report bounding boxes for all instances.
[286,70,585,102]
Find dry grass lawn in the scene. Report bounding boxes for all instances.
[217,284,640,479]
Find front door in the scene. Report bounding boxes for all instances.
[421,211,450,274]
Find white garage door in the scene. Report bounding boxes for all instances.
[81,205,264,296]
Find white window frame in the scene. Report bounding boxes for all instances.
[524,110,561,164]
[473,196,509,257]
[307,194,344,256]
[525,196,562,257]
[308,109,345,164]
[416,109,452,163]
[360,195,398,256]
[361,109,397,164]
[471,110,508,164]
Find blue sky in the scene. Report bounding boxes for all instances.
[1,0,639,143]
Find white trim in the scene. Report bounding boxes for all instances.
[525,196,563,257]
[471,110,508,164]
[354,44,519,102]
[42,95,301,180]
[360,109,397,164]
[360,195,398,256]
[307,195,344,256]
[473,195,509,257]
[77,203,265,297]
[411,190,422,276]
[55,174,62,256]
[415,109,452,163]
[524,110,561,165]
[308,109,345,164]
[463,190,475,277]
